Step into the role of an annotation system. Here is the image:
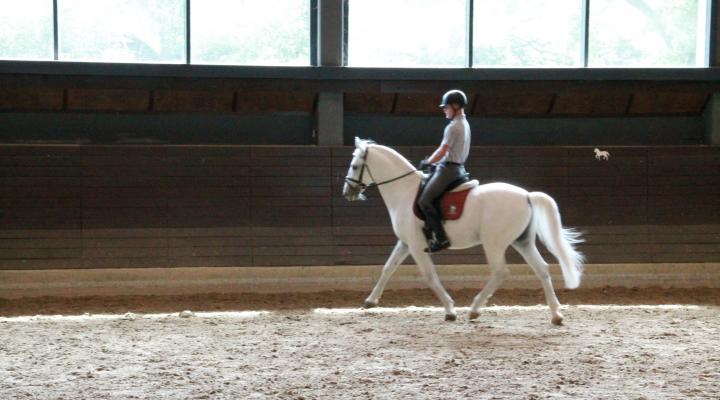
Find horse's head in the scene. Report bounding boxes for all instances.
[343,137,373,201]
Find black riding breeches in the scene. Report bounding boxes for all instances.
[418,162,467,210]
[418,162,467,239]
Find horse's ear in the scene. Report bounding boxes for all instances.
[354,137,362,148]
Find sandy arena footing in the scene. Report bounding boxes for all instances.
[1,288,719,399]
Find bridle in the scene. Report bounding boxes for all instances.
[344,146,417,192]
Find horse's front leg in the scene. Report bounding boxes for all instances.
[411,249,457,321]
[364,240,409,308]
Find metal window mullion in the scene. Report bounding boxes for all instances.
[466,0,474,68]
[581,0,590,67]
[186,0,191,64]
[311,0,318,66]
[343,0,348,66]
[705,0,716,66]
[53,0,59,60]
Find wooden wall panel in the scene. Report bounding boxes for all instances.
[67,89,149,112]
[394,93,441,115]
[0,146,82,232]
[0,144,718,270]
[551,93,631,116]
[630,92,709,115]
[154,90,234,113]
[0,74,715,118]
[345,93,395,114]
[235,91,315,113]
[648,147,720,225]
[474,93,554,116]
[0,88,64,111]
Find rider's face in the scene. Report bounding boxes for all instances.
[443,105,455,119]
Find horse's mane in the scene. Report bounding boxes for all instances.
[363,141,416,171]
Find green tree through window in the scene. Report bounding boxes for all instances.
[347,0,466,67]
[473,0,583,67]
[0,0,710,67]
[191,0,309,66]
[0,0,53,60]
[589,0,705,67]
[59,0,185,63]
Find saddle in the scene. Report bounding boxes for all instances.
[413,174,479,221]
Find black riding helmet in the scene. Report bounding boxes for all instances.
[439,89,467,109]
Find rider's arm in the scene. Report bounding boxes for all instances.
[427,144,449,164]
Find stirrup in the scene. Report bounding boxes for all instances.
[424,238,450,253]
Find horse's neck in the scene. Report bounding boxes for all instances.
[368,146,420,211]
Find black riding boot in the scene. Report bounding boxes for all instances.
[421,203,450,253]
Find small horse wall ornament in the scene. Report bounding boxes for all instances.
[594,148,610,161]
[343,138,584,324]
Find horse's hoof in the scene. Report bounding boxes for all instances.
[363,300,378,309]
[551,314,564,326]
[445,314,457,322]
[468,311,480,320]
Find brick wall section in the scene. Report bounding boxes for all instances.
[0,145,719,270]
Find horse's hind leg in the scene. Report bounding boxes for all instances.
[513,241,564,325]
[468,248,509,320]
[364,240,409,308]
[411,249,457,321]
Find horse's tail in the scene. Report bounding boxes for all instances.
[528,192,585,289]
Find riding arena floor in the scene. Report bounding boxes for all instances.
[1,287,719,399]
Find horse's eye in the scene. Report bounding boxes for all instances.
[351,165,358,170]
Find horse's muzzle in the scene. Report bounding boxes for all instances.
[342,183,355,201]
[343,183,366,201]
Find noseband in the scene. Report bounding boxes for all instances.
[344,147,417,191]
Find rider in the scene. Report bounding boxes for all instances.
[418,89,471,253]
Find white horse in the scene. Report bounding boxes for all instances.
[343,138,584,324]
[594,148,610,161]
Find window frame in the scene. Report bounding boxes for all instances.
[38,0,317,65]
[344,0,712,68]
[0,0,715,68]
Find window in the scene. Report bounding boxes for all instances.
[589,0,708,67]
[191,0,310,66]
[0,0,53,61]
[0,0,713,68]
[58,0,185,63]
[473,0,583,67]
[347,0,466,68]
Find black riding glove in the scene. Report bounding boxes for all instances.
[418,159,431,171]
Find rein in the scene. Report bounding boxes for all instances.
[344,147,418,190]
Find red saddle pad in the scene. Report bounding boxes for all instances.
[413,188,473,221]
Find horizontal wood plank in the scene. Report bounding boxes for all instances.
[0,144,718,269]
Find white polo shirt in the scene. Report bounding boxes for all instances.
[440,114,471,164]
